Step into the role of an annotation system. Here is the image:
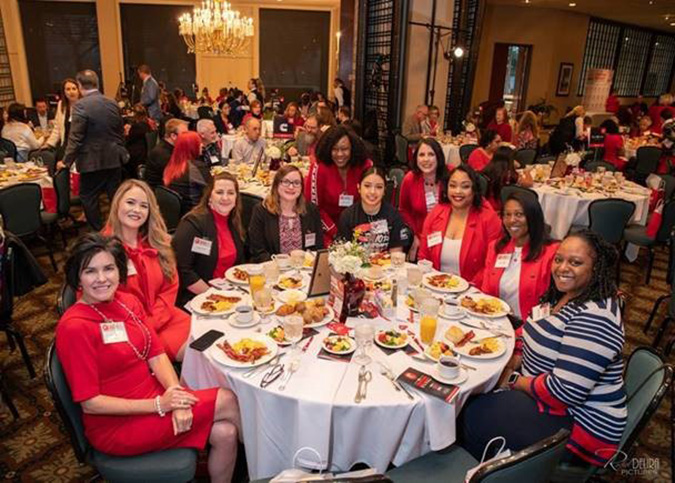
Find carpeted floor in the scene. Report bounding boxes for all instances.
[0,238,673,482]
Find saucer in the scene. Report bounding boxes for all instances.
[227,311,261,328]
[431,366,468,385]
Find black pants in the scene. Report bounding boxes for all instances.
[79,167,122,231]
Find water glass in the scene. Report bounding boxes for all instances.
[418,260,433,274]
[253,286,273,314]
[407,266,423,288]
[391,251,406,269]
[262,261,280,284]
[283,315,304,358]
[354,323,374,366]
[290,249,305,273]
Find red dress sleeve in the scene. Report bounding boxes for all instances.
[305,161,338,243]
[398,172,417,235]
[55,312,101,402]
[118,292,164,359]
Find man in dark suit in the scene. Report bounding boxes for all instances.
[138,64,161,122]
[145,118,188,188]
[58,70,128,230]
[27,98,54,131]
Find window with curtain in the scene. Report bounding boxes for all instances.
[19,0,102,99]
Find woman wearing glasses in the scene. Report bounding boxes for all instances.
[248,165,324,262]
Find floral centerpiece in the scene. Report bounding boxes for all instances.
[328,240,368,322]
[265,145,283,171]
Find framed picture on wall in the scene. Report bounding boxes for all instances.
[556,63,574,97]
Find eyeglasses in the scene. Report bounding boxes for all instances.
[280,180,302,188]
[260,363,284,388]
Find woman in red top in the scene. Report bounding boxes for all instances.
[104,179,189,361]
[487,107,512,143]
[284,102,305,129]
[418,164,502,286]
[305,125,373,245]
[468,129,501,171]
[601,119,626,171]
[648,94,674,134]
[399,138,449,261]
[57,233,241,480]
[172,172,246,307]
[482,192,558,321]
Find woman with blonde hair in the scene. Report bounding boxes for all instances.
[104,179,190,361]
[515,111,539,150]
[549,105,586,154]
[248,165,323,262]
[284,101,305,129]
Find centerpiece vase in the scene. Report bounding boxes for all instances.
[330,269,366,323]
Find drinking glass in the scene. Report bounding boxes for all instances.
[407,266,423,288]
[262,261,280,285]
[418,260,433,274]
[253,287,273,315]
[283,315,304,358]
[247,265,266,298]
[290,249,305,274]
[420,298,440,345]
[354,323,374,366]
[391,251,406,269]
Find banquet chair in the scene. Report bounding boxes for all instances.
[395,133,409,166]
[51,168,76,247]
[588,199,635,244]
[634,146,662,185]
[499,185,538,207]
[459,144,479,163]
[476,172,489,197]
[197,106,215,119]
[583,160,616,172]
[56,283,76,317]
[44,342,198,483]
[154,186,182,234]
[385,167,406,208]
[514,148,536,166]
[644,235,675,334]
[0,183,57,271]
[624,199,675,284]
[0,138,17,161]
[241,193,261,233]
[387,429,569,483]
[535,154,556,165]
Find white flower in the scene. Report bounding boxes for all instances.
[265,146,282,158]
[328,240,368,274]
[566,152,582,166]
[465,122,476,133]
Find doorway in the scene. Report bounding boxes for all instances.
[488,43,532,116]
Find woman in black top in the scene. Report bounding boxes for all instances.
[338,166,411,253]
[125,103,153,178]
[248,165,323,262]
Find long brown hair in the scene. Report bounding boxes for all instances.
[516,110,539,139]
[59,78,80,115]
[263,165,307,216]
[192,171,244,238]
[104,179,176,280]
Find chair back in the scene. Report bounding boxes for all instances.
[0,183,42,236]
[0,138,17,161]
[460,144,479,163]
[197,106,214,119]
[656,199,675,243]
[386,167,406,207]
[137,164,147,180]
[44,341,90,463]
[635,146,662,176]
[500,185,538,207]
[53,169,71,218]
[514,148,536,166]
[472,429,570,482]
[535,155,556,165]
[584,160,616,172]
[588,198,635,244]
[57,283,77,317]
[154,186,182,233]
[145,131,158,151]
[240,193,261,233]
[476,172,489,197]
[395,133,409,166]
[658,174,675,202]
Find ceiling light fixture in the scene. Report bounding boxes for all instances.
[568,2,576,6]
[178,1,254,56]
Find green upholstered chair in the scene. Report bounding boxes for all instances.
[500,185,539,207]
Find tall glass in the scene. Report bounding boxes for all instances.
[283,314,304,358]
[290,249,305,274]
[354,323,374,366]
[262,260,280,285]
[407,266,423,288]
[248,265,266,299]
[253,286,273,315]
[420,298,440,345]
[391,251,406,269]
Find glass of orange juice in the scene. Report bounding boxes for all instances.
[247,265,266,299]
[420,298,440,345]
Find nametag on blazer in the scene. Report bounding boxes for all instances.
[305,232,316,247]
[425,191,437,211]
[209,155,220,166]
[191,237,213,256]
[100,321,129,344]
[127,259,138,276]
[427,231,443,247]
[338,194,354,207]
[531,303,550,321]
[495,253,512,268]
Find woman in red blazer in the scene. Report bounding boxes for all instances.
[482,192,558,321]
[418,164,502,286]
[399,138,449,260]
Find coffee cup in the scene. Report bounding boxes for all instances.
[437,355,460,379]
[235,305,253,324]
[272,253,290,270]
[418,259,433,274]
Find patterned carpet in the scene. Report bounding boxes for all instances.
[0,239,673,482]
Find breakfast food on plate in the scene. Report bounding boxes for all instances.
[369,251,391,267]
[323,336,352,353]
[445,326,475,347]
[278,276,303,290]
[365,279,392,292]
[426,273,461,290]
[233,267,249,282]
[303,253,315,268]
[377,330,407,347]
[217,338,270,363]
[460,296,505,315]
[200,293,242,313]
[469,338,500,356]
[427,341,454,360]
[274,298,329,325]
[267,326,287,344]
[405,294,416,310]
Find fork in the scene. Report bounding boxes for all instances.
[279,359,299,391]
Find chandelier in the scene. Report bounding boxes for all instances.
[178,1,254,56]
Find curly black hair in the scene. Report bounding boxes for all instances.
[542,229,618,306]
[439,163,484,209]
[315,125,368,168]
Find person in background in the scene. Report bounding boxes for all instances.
[316,106,337,133]
[514,111,539,150]
[605,89,620,114]
[630,95,648,120]
[287,114,319,158]
[482,146,520,211]
[548,105,585,155]
[164,92,182,119]
[333,78,351,109]
[337,106,351,125]
[418,164,502,286]
[402,105,428,143]
[461,230,625,470]
[487,107,512,143]
[631,115,653,138]
[283,102,304,129]
[601,119,626,171]
[198,88,213,106]
[215,87,228,105]
[196,119,223,167]
[231,117,267,165]
[173,88,188,104]
[28,98,54,131]
[2,103,44,162]
[146,118,188,189]
[137,65,161,122]
[46,78,81,156]
[228,89,247,128]
[422,105,441,137]
[655,107,674,136]
[242,100,263,126]
[649,93,674,135]
[124,104,154,179]
[468,129,501,171]
[172,172,246,306]
[248,165,323,262]
[399,138,448,261]
[247,78,265,105]
[214,101,234,135]
[163,131,212,214]
[299,92,312,118]
[305,125,373,245]
[482,192,557,320]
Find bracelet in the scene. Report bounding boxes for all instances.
[155,396,166,417]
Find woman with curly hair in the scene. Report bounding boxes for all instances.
[460,230,626,469]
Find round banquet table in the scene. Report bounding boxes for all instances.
[181,269,514,480]
[532,181,651,240]
[0,163,56,213]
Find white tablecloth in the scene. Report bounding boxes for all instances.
[182,284,513,479]
[532,181,651,240]
[441,143,462,167]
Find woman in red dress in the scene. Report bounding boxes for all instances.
[487,107,513,143]
[600,119,626,171]
[305,125,373,244]
[57,234,241,482]
[399,138,449,261]
[104,179,189,361]
[468,129,501,172]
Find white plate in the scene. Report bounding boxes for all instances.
[459,295,510,319]
[439,305,465,320]
[266,326,291,346]
[303,304,335,329]
[422,272,469,294]
[190,290,248,316]
[277,289,308,304]
[423,342,455,362]
[227,311,261,328]
[445,326,507,360]
[322,335,356,355]
[225,264,257,285]
[276,274,307,291]
[374,330,409,350]
[431,366,468,385]
[210,334,278,368]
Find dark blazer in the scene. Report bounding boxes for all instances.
[63,91,128,173]
[172,210,246,306]
[247,202,324,263]
[26,109,54,130]
[146,139,173,188]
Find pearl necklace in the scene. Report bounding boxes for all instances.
[88,299,151,360]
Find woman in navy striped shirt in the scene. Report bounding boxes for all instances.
[459,230,626,468]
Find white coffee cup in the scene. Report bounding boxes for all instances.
[235,305,253,324]
[437,355,460,379]
[418,259,433,274]
[272,253,290,270]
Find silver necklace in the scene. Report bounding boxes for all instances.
[88,299,151,360]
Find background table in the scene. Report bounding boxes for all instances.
[441,142,461,167]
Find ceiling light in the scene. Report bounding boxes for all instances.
[568,2,576,6]
[671,22,675,26]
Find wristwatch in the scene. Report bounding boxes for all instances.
[507,371,521,389]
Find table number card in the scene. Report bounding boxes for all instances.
[397,367,460,404]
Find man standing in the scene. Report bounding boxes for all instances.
[28,98,53,131]
[145,118,188,188]
[402,104,428,142]
[231,117,267,164]
[138,64,161,122]
[58,70,128,230]
[197,119,224,166]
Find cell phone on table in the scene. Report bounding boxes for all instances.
[189,330,224,352]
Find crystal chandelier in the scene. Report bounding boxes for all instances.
[178,1,254,56]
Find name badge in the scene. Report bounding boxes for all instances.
[425,191,437,211]
[305,232,316,248]
[427,231,443,247]
[209,155,220,166]
[371,220,388,233]
[127,259,137,276]
[531,303,550,321]
[100,321,129,344]
[338,194,354,207]
[191,237,213,256]
[495,253,512,268]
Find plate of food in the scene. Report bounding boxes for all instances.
[459,295,510,318]
[211,335,277,368]
[365,279,393,292]
[322,335,356,355]
[275,298,334,328]
[423,272,469,293]
[276,274,306,291]
[225,264,257,285]
[302,252,316,270]
[374,329,408,349]
[369,251,391,267]
[267,325,291,346]
[190,290,246,316]
[446,325,506,359]
[424,341,455,362]
[276,289,308,305]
